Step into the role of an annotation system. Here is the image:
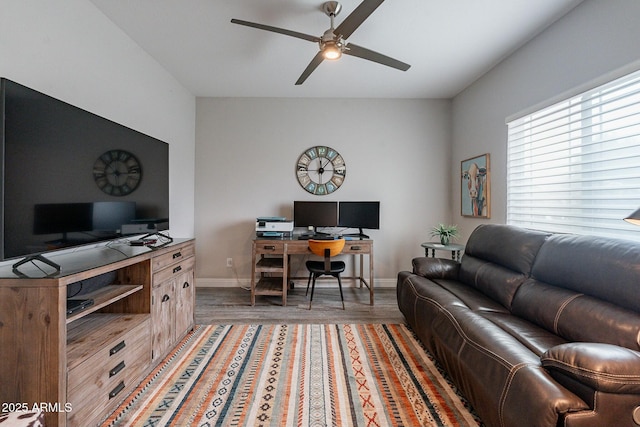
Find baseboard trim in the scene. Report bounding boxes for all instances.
[196,277,397,288]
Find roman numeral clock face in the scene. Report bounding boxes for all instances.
[296,146,346,195]
[93,149,142,196]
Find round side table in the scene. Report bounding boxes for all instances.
[421,242,465,262]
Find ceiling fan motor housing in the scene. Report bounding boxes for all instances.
[322,1,342,17]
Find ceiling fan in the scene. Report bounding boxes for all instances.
[231,0,411,85]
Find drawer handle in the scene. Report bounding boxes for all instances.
[109,361,126,378]
[263,245,276,250]
[350,246,361,250]
[183,281,190,289]
[109,381,125,400]
[172,251,182,259]
[110,340,126,356]
[173,265,182,274]
[162,294,170,302]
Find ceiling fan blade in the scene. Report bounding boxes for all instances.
[295,52,325,85]
[334,0,385,40]
[231,19,321,43]
[344,43,410,71]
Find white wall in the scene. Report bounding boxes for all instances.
[195,98,451,286]
[0,0,196,237]
[451,0,640,241]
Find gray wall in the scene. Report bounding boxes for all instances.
[451,0,640,241]
[195,98,451,286]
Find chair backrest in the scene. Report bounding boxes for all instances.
[308,238,345,258]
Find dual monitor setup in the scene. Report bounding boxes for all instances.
[293,201,379,238]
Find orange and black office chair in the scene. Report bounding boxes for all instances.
[306,238,346,310]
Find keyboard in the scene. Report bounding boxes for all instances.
[298,234,340,240]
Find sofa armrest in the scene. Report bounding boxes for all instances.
[411,257,460,280]
[541,343,640,394]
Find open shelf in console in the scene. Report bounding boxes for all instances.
[66,284,143,324]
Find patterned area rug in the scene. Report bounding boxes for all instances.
[102,324,481,427]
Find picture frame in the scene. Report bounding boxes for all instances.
[461,153,490,218]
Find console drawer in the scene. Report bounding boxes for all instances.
[153,256,195,287]
[152,242,195,272]
[67,317,150,426]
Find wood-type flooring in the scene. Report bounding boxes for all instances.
[196,285,405,324]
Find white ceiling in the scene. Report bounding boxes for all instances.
[89,0,583,98]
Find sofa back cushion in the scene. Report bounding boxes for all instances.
[459,225,550,309]
[530,233,640,314]
[512,280,640,350]
[464,224,550,274]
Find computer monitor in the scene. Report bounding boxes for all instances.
[338,201,380,238]
[293,201,338,234]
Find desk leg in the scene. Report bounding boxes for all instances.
[282,251,288,306]
[359,253,364,289]
[250,243,257,306]
[369,245,374,306]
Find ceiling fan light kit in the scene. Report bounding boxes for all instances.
[321,40,343,60]
[231,0,410,84]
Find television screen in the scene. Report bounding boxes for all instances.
[339,201,380,236]
[293,201,338,230]
[0,78,169,261]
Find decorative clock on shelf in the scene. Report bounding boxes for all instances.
[296,146,346,195]
[93,149,142,196]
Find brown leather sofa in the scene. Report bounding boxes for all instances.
[397,224,640,427]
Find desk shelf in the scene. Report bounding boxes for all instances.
[255,257,284,271]
[255,277,287,294]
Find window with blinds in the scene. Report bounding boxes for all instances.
[506,69,640,241]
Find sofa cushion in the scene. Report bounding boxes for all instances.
[480,311,567,356]
[434,279,509,313]
[459,256,527,310]
[464,224,550,274]
[512,280,640,350]
[458,225,550,310]
[531,233,640,313]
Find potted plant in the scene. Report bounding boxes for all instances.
[430,223,459,246]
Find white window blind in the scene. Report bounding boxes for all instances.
[507,69,640,241]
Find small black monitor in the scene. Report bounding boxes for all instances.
[338,201,380,237]
[293,201,338,233]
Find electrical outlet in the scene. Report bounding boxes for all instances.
[226,258,233,268]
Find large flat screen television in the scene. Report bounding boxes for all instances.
[338,201,380,238]
[0,78,169,262]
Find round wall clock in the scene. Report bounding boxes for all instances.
[93,149,142,196]
[296,146,346,195]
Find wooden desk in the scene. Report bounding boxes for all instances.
[251,238,374,306]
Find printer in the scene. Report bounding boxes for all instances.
[256,216,293,237]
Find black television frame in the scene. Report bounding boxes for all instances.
[0,78,170,268]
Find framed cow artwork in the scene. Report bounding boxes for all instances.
[461,153,490,218]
